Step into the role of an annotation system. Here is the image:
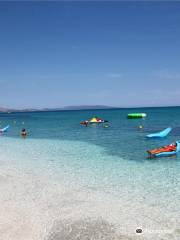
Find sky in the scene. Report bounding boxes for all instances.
[0,1,180,109]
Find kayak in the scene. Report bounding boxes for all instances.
[147,141,180,158]
[127,113,147,119]
[147,127,172,138]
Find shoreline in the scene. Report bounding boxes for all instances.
[0,155,180,240]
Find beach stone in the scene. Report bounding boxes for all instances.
[46,218,132,240]
[136,228,142,233]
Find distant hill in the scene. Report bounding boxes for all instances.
[0,107,9,112]
[0,105,116,113]
[58,105,115,110]
[0,107,38,113]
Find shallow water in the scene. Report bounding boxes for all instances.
[1,107,180,239]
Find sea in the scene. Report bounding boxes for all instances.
[1,107,180,239]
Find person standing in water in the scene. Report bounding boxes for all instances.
[21,128,27,138]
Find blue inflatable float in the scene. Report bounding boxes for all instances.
[146,127,172,138]
[0,125,10,133]
[147,141,180,158]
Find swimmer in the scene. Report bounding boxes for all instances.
[21,128,27,138]
[103,123,109,128]
[80,121,88,127]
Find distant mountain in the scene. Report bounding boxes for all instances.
[41,105,116,111]
[0,105,116,113]
[0,107,38,113]
[0,107,10,112]
[59,105,116,110]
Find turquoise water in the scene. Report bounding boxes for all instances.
[1,107,180,236]
[1,107,180,160]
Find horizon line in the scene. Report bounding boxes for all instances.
[0,105,180,113]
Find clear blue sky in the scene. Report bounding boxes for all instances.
[0,1,180,109]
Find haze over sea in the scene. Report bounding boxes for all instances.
[1,107,180,239]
